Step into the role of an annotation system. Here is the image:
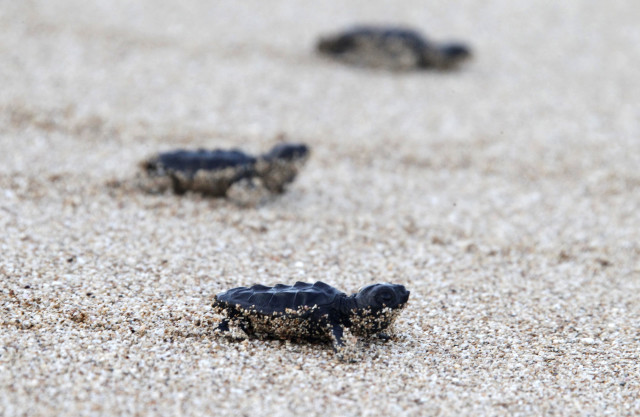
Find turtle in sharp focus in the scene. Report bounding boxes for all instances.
[317,26,472,71]
[140,142,309,196]
[212,281,410,360]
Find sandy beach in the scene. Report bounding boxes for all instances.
[1,1,639,415]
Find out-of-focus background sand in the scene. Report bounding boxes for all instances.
[1,1,639,415]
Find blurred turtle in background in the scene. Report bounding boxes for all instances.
[140,143,309,197]
[317,26,471,71]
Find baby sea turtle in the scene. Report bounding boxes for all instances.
[317,26,472,71]
[212,281,410,360]
[140,143,309,196]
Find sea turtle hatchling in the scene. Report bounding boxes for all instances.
[317,26,472,71]
[212,281,410,360]
[140,143,309,196]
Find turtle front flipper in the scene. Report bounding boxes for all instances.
[376,332,391,341]
[329,323,358,362]
[330,323,345,349]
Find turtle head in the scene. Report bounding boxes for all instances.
[434,42,472,68]
[262,143,310,163]
[256,143,310,193]
[355,283,410,311]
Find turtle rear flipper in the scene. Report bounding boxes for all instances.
[215,318,231,333]
[214,317,250,340]
[213,297,252,339]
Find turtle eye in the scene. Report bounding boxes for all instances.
[376,290,394,305]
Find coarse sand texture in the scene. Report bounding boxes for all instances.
[1,1,639,416]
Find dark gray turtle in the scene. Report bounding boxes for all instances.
[317,26,471,71]
[140,142,309,196]
[212,281,410,360]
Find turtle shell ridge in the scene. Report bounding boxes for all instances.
[154,149,256,177]
[217,281,345,314]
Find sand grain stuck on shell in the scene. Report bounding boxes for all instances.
[1,0,640,416]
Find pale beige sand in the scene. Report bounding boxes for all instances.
[1,1,639,416]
